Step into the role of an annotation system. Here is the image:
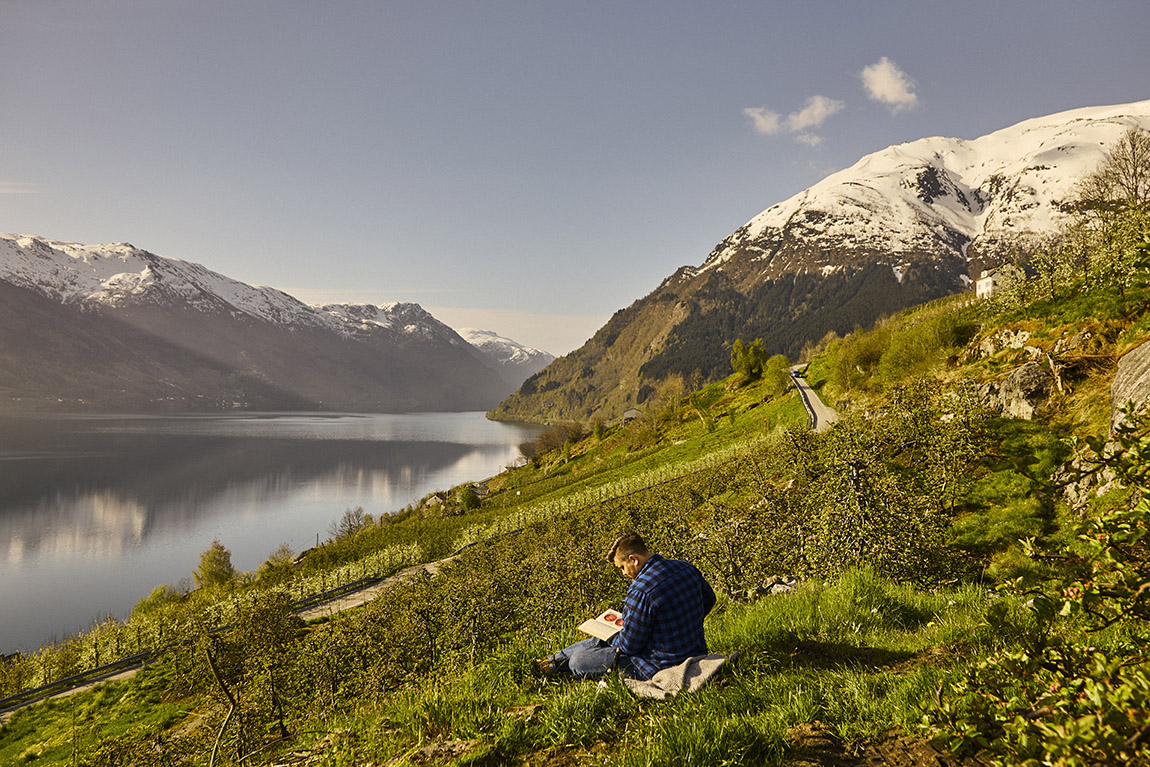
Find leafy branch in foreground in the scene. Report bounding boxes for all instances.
[927,402,1150,766]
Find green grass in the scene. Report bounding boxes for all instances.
[1,570,1010,766]
[284,571,1010,767]
[0,664,194,766]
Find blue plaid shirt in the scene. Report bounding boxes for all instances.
[611,554,716,680]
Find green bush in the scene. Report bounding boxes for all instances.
[131,583,182,618]
[927,405,1150,766]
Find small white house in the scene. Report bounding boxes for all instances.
[975,264,1022,299]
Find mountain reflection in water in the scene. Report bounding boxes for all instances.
[0,412,541,653]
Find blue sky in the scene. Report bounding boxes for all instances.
[3,1,1148,354]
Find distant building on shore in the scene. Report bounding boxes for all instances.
[976,264,1022,299]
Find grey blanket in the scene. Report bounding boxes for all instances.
[623,654,730,700]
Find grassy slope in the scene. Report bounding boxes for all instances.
[3,282,1148,766]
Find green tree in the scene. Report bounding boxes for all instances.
[784,380,985,583]
[1071,127,1150,294]
[730,338,768,384]
[194,538,237,589]
[592,418,607,441]
[456,485,481,511]
[1030,235,1076,303]
[131,583,182,617]
[256,542,296,585]
[761,353,792,398]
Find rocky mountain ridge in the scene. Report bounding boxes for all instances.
[492,100,1150,424]
[0,234,545,412]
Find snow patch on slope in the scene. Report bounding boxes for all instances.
[0,235,480,348]
[317,302,469,344]
[0,234,334,329]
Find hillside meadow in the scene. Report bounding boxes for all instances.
[4,235,1150,765]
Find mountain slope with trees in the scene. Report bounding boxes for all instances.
[492,100,1150,425]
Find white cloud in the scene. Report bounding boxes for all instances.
[861,57,918,112]
[785,95,845,132]
[744,107,781,136]
[0,182,48,194]
[745,95,843,146]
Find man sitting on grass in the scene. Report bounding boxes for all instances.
[537,531,716,680]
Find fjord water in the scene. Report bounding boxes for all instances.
[0,412,542,654]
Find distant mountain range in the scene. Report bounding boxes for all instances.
[0,235,552,412]
[491,100,1150,423]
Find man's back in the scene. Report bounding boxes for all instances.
[613,554,716,679]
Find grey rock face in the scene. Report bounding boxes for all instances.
[1112,340,1150,430]
[968,328,1031,361]
[980,361,1053,420]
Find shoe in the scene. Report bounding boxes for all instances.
[535,657,558,675]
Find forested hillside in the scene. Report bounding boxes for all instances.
[492,101,1150,425]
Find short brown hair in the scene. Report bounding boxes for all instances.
[607,532,648,563]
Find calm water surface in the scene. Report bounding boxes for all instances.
[0,412,542,653]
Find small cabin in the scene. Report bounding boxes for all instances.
[623,409,641,423]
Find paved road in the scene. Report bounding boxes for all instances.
[790,366,839,432]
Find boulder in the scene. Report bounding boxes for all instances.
[1054,331,1094,356]
[979,361,1053,420]
[1112,340,1150,430]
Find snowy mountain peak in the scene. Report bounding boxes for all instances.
[704,100,1150,283]
[0,234,527,411]
[0,233,328,329]
[317,301,468,344]
[458,328,552,366]
[456,327,555,388]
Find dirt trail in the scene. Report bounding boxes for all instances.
[296,559,450,621]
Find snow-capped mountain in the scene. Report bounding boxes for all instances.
[318,301,471,345]
[0,234,335,329]
[493,100,1150,424]
[702,100,1150,289]
[457,328,555,387]
[0,234,521,412]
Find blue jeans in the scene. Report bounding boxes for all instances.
[547,637,642,679]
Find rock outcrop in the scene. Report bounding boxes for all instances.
[1112,340,1150,430]
[980,362,1053,420]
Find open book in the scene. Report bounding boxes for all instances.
[578,608,624,641]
